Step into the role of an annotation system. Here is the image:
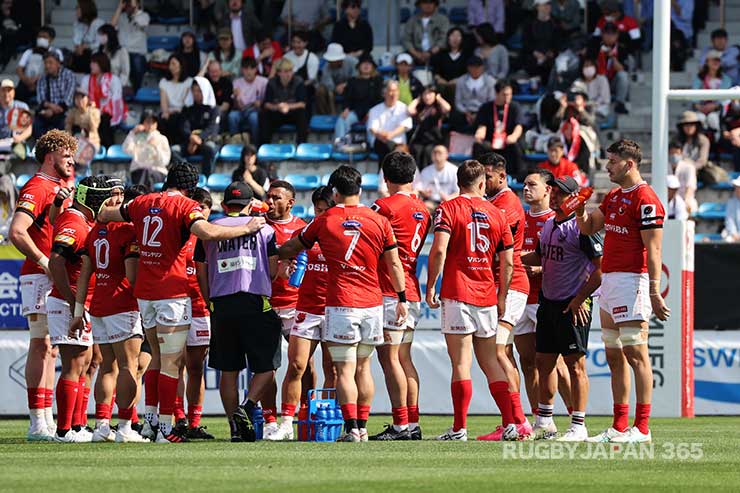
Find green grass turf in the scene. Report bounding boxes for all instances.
[1,416,738,492]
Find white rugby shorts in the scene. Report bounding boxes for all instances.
[441,298,498,339]
[324,305,383,346]
[290,311,324,341]
[187,316,211,346]
[20,273,51,317]
[599,272,652,324]
[91,311,143,344]
[137,297,192,329]
[382,296,421,331]
[47,296,93,347]
[513,303,538,336]
[275,307,297,338]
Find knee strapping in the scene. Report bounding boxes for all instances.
[328,344,357,362]
[601,328,622,349]
[28,315,48,339]
[618,327,648,346]
[357,343,375,359]
[158,330,188,355]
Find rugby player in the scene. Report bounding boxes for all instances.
[426,160,517,442]
[264,180,307,432]
[480,153,531,438]
[576,139,670,444]
[49,176,113,442]
[518,169,573,417]
[194,181,281,442]
[369,152,431,441]
[524,176,603,441]
[268,186,336,441]
[98,162,266,443]
[9,129,75,440]
[279,165,408,443]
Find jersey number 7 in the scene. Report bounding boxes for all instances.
[343,229,361,261]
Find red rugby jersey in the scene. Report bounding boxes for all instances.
[267,215,306,309]
[490,187,529,295]
[522,208,556,304]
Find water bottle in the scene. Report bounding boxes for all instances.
[288,251,309,288]
[252,406,264,440]
[316,405,328,441]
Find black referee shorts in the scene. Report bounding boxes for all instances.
[535,296,592,356]
[208,292,282,373]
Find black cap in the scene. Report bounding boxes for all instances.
[223,181,254,205]
[467,55,484,66]
[548,175,579,194]
[356,54,377,68]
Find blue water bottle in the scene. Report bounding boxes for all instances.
[288,251,309,288]
[252,406,264,440]
[316,405,328,441]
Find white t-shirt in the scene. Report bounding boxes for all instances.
[19,47,64,76]
[421,17,431,51]
[117,9,150,55]
[418,161,459,202]
[159,77,193,112]
[283,50,320,82]
[367,101,412,145]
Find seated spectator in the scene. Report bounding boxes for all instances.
[402,0,449,66]
[450,56,496,133]
[668,138,698,213]
[15,26,63,104]
[316,43,356,115]
[577,57,611,119]
[123,109,171,188]
[111,0,149,91]
[538,137,580,180]
[331,0,373,59]
[159,54,193,141]
[394,53,423,106]
[229,56,267,142]
[559,113,591,174]
[204,59,233,132]
[546,37,584,93]
[231,143,269,199]
[467,0,504,33]
[670,0,693,54]
[97,24,130,92]
[83,52,127,148]
[522,0,561,83]
[0,80,31,159]
[559,84,597,129]
[33,51,75,138]
[243,30,283,78]
[473,22,509,80]
[700,29,739,85]
[473,79,525,179]
[283,30,320,106]
[0,173,16,241]
[677,111,710,169]
[588,21,630,114]
[693,50,733,132]
[666,175,689,221]
[216,0,261,52]
[333,54,384,141]
[278,0,331,52]
[64,86,101,172]
[408,86,451,168]
[176,31,207,79]
[367,80,413,164]
[593,0,641,55]
[416,144,459,211]
[203,28,241,78]
[551,0,582,36]
[721,95,740,171]
[172,77,219,176]
[431,27,469,102]
[724,177,740,241]
[261,58,308,144]
[70,0,105,73]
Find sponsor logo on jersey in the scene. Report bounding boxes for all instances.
[613,305,628,314]
[471,211,488,221]
[17,200,34,211]
[22,193,34,200]
[54,234,75,245]
[189,211,204,221]
[196,330,209,337]
[342,220,362,229]
[621,198,632,204]
[413,211,425,221]
[149,207,161,214]
[605,223,628,235]
[98,228,107,236]
[640,204,659,225]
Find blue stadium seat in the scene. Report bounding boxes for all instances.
[257,144,296,161]
[332,150,368,162]
[206,173,231,192]
[217,144,243,162]
[695,233,723,242]
[377,65,397,75]
[508,176,524,191]
[321,173,332,185]
[350,122,367,133]
[361,173,379,191]
[599,113,618,130]
[296,143,332,162]
[134,87,161,104]
[197,37,216,52]
[15,174,32,189]
[197,174,207,188]
[292,204,307,218]
[694,202,727,220]
[525,153,548,162]
[277,124,297,133]
[710,181,734,191]
[448,6,467,24]
[309,115,338,133]
[449,153,471,162]
[154,15,188,25]
[106,145,133,163]
[147,36,179,52]
[306,205,316,220]
[513,93,542,103]
[284,174,320,191]
[93,146,106,162]
[186,153,203,163]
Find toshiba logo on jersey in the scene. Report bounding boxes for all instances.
[307,263,328,272]
[605,223,628,235]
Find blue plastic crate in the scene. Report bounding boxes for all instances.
[297,389,343,442]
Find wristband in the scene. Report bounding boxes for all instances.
[73,302,85,318]
[36,255,49,270]
[397,291,407,303]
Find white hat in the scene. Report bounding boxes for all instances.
[706,49,723,60]
[666,175,680,189]
[323,43,346,62]
[732,176,740,188]
[533,0,551,5]
[0,79,14,89]
[396,53,413,65]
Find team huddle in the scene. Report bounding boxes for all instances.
[10,129,669,444]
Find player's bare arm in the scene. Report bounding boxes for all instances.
[425,231,450,309]
[497,247,514,319]
[69,255,93,337]
[190,216,265,241]
[641,228,670,321]
[49,252,75,309]
[382,246,408,324]
[124,257,137,285]
[575,203,605,236]
[195,261,209,304]
[268,255,279,281]
[9,212,49,275]
[97,204,126,223]
[48,186,74,224]
[277,236,305,260]
[521,250,542,277]
[563,256,603,326]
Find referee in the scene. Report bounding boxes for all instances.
[194,182,281,442]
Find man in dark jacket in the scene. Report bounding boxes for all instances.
[173,78,220,176]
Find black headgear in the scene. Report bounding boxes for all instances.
[75,175,113,219]
[165,162,199,194]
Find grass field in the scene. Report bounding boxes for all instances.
[1,416,738,492]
